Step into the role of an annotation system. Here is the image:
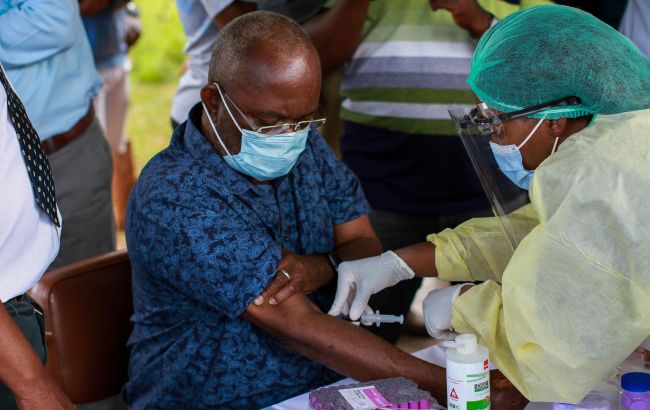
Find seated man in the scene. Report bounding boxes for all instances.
[124,11,524,409]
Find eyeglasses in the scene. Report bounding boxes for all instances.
[461,96,581,144]
[216,83,326,136]
[475,96,581,124]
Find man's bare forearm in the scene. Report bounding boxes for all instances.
[395,241,438,277]
[245,296,447,402]
[0,304,48,398]
[285,313,446,400]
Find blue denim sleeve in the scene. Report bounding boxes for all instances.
[136,198,281,320]
[308,131,370,224]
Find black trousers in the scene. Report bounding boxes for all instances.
[0,294,47,410]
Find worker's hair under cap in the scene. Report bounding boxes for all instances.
[468,5,650,119]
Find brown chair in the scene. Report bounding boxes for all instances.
[29,250,133,405]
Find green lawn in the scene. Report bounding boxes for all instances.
[128,0,185,84]
[127,81,177,172]
[124,0,185,174]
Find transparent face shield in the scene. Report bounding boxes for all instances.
[448,97,580,250]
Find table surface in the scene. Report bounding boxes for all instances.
[266,344,619,410]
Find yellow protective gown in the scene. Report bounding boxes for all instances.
[427,109,650,403]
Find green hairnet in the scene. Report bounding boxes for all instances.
[468,5,650,119]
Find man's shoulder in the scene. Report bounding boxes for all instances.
[301,130,338,163]
[133,143,230,209]
[137,147,195,192]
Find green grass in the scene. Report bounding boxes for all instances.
[129,0,185,84]
[127,81,178,172]
[125,0,185,173]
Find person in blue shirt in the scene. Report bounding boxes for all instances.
[125,11,526,409]
[171,0,324,128]
[0,0,115,270]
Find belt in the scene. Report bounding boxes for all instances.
[42,105,94,156]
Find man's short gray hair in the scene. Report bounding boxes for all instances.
[208,11,316,85]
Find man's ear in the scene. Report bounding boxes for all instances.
[547,117,568,139]
[200,83,221,114]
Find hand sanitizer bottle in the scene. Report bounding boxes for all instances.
[443,333,490,410]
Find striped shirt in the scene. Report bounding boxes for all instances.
[339,0,551,136]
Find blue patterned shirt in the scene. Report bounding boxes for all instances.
[124,104,369,409]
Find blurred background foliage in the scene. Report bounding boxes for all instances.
[126,0,185,172]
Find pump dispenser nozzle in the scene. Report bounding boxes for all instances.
[443,333,478,354]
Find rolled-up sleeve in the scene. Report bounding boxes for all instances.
[135,198,281,319]
[0,0,79,67]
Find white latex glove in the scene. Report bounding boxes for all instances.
[328,251,415,320]
[341,298,375,327]
[423,284,473,341]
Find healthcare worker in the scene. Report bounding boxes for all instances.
[329,5,650,404]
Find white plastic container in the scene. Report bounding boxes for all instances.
[443,333,491,410]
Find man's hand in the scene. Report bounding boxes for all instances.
[491,370,529,409]
[429,0,493,38]
[14,374,74,410]
[255,251,334,306]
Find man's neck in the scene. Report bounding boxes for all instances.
[200,112,228,157]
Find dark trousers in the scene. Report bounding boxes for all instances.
[47,117,115,270]
[366,208,491,344]
[0,295,47,410]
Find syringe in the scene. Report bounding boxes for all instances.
[339,310,404,327]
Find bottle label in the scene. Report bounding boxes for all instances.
[447,359,490,410]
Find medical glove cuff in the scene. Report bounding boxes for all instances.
[423,284,473,340]
[385,250,416,281]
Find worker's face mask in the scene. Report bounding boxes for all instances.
[489,118,558,190]
[201,87,309,181]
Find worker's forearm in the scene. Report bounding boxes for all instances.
[396,242,438,277]
[247,304,446,402]
[335,236,383,262]
[0,304,48,399]
[303,0,371,75]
